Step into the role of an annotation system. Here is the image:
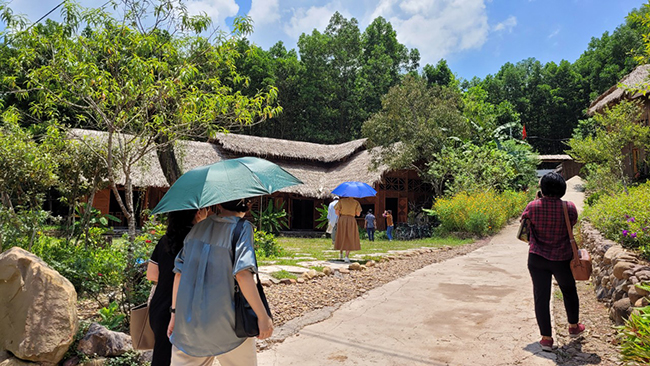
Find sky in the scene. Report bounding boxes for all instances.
[4,0,647,80]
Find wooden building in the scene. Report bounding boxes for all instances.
[74,129,433,231]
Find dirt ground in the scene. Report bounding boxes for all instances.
[552,280,622,365]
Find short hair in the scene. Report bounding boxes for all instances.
[220,198,251,213]
[368,209,373,213]
[540,172,566,198]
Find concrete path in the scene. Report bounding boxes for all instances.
[257,177,585,366]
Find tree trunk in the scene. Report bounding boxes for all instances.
[125,177,137,241]
[155,134,182,186]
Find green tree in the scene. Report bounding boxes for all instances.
[567,101,650,193]
[0,116,57,251]
[362,75,468,195]
[0,0,281,239]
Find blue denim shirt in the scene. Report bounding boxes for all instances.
[171,215,257,357]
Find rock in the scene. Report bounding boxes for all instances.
[296,278,305,284]
[366,260,376,267]
[269,277,281,285]
[338,268,350,274]
[77,323,132,357]
[603,246,624,265]
[628,286,644,305]
[63,356,80,366]
[613,262,635,280]
[636,271,650,281]
[348,263,362,271]
[323,267,332,276]
[138,350,153,364]
[260,279,272,287]
[78,358,107,366]
[635,284,650,297]
[0,247,78,364]
[280,279,293,285]
[0,351,35,366]
[610,298,632,325]
[307,269,318,279]
[634,297,649,308]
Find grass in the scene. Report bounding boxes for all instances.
[271,270,297,280]
[257,235,473,266]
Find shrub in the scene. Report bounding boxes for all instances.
[583,182,650,259]
[432,190,531,236]
[254,230,284,258]
[618,303,650,365]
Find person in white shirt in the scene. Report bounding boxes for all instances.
[326,196,339,246]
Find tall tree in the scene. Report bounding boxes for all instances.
[362,75,468,195]
[0,0,281,238]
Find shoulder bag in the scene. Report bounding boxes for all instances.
[562,201,592,281]
[130,302,155,350]
[231,218,273,338]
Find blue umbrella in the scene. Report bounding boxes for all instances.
[151,157,302,214]
[331,181,377,198]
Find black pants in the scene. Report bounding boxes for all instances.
[149,306,172,366]
[527,253,579,337]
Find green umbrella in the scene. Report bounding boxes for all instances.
[151,157,303,214]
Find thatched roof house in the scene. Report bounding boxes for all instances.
[72,129,430,230]
[586,65,650,179]
[70,128,387,199]
[588,64,650,115]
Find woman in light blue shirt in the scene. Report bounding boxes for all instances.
[167,198,273,366]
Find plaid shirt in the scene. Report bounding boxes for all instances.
[521,197,577,261]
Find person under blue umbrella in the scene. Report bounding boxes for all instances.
[334,196,362,262]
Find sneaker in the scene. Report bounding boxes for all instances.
[569,323,585,338]
[344,257,350,263]
[539,338,554,352]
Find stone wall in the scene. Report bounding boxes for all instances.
[580,221,650,325]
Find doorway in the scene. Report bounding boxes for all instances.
[292,199,314,230]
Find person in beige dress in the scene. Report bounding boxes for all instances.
[334,197,362,262]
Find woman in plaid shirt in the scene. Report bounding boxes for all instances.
[521,172,585,351]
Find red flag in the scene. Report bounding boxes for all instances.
[522,125,527,139]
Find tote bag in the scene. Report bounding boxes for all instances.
[130,303,155,349]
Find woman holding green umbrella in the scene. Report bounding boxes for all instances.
[167,198,272,366]
[153,157,301,366]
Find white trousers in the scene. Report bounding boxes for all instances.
[170,338,257,366]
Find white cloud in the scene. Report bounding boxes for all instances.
[372,0,490,64]
[493,16,517,33]
[283,4,341,40]
[548,26,561,38]
[249,0,280,27]
[185,0,239,28]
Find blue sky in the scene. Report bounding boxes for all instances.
[6,0,647,80]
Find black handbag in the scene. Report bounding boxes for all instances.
[230,218,272,338]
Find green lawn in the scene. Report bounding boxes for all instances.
[258,236,474,266]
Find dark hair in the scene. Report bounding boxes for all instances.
[220,198,251,213]
[165,209,198,256]
[367,209,373,213]
[540,172,566,198]
[386,210,392,214]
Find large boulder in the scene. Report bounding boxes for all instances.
[0,247,78,363]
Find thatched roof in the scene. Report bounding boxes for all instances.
[212,133,367,163]
[588,65,650,115]
[68,129,388,198]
